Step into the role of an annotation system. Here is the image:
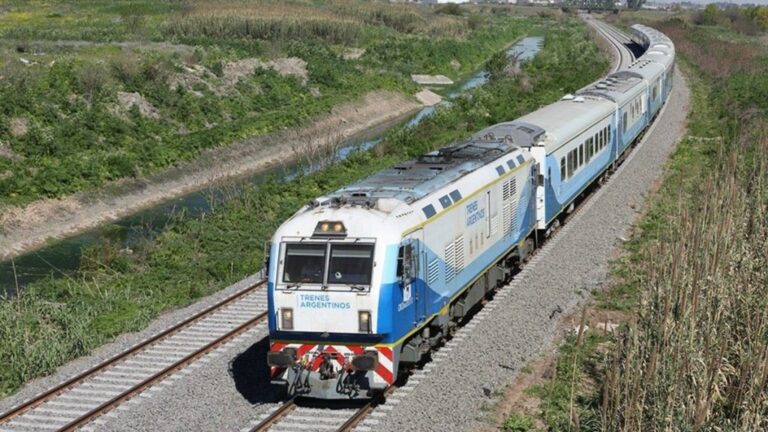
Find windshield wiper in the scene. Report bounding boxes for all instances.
[349,285,367,292]
[286,283,302,290]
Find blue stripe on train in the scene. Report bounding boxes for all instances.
[376,177,536,345]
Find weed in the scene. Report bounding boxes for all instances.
[503,412,535,432]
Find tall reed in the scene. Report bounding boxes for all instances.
[600,133,768,430]
[163,16,362,45]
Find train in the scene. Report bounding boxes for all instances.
[264,24,675,399]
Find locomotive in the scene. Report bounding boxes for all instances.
[265,24,675,399]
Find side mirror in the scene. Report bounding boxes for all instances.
[397,243,416,286]
[263,241,271,277]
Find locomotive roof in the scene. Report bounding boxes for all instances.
[326,139,521,205]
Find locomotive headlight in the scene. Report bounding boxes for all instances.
[359,311,371,333]
[313,221,346,238]
[281,308,294,330]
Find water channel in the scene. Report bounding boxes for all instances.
[0,37,543,296]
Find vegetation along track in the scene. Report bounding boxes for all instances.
[0,280,268,432]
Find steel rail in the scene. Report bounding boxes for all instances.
[249,400,297,432]
[336,386,396,432]
[592,21,628,72]
[0,278,267,426]
[61,311,268,431]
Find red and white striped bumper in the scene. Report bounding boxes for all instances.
[269,342,394,385]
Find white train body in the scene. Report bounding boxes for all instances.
[266,24,674,399]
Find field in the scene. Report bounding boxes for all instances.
[0,0,544,206]
[502,13,768,432]
[0,15,608,398]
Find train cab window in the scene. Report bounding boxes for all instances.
[283,243,326,284]
[450,190,462,202]
[439,195,452,209]
[328,244,374,285]
[560,157,566,179]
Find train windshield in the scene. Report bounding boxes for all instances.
[283,243,326,284]
[328,244,374,285]
[281,242,374,286]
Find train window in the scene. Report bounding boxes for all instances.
[439,195,452,209]
[450,190,462,202]
[607,127,611,144]
[560,157,566,179]
[283,243,326,284]
[569,149,577,176]
[495,165,505,176]
[586,138,593,161]
[507,159,516,170]
[516,155,525,165]
[328,244,374,285]
[579,144,584,167]
[397,244,414,281]
[623,112,628,134]
[422,204,436,219]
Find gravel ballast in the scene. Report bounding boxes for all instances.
[375,68,690,432]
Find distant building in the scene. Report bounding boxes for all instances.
[402,0,469,3]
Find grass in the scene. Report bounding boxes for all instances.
[0,0,540,206]
[504,15,768,432]
[0,17,608,398]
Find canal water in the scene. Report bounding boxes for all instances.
[0,37,543,296]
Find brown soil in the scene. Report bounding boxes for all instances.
[9,117,28,137]
[115,92,161,118]
[479,354,552,432]
[0,90,423,260]
[223,57,308,89]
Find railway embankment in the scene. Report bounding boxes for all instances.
[0,89,422,262]
[496,16,768,432]
[0,18,608,428]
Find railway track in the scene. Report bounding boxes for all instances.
[248,385,394,432]
[587,18,635,71]
[0,279,269,432]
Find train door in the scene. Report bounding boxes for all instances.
[399,229,427,325]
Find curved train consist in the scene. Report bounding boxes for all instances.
[265,24,675,399]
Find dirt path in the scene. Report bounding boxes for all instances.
[0,90,422,261]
